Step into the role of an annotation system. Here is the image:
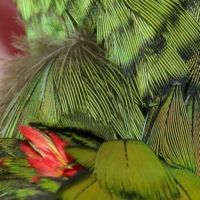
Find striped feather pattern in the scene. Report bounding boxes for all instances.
[186,92,200,176]
[147,86,195,172]
[0,34,144,139]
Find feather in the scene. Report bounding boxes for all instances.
[95,140,178,199]
[147,86,195,172]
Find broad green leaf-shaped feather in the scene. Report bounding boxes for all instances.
[94,140,178,200]
[61,135,200,200]
[147,85,195,172]
[0,33,144,139]
[58,136,200,200]
[60,174,123,200]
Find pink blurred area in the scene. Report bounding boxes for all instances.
[0,0,25,60]
[0,0,25,81]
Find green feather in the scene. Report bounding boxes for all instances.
[147,86,195,172]
[186,92,200,176]
[60,175,123,200]
[170,168,200,200]
[0,34,143,139]
[95,140,178,199]
[68,146,97,170]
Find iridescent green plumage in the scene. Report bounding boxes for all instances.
[1,0,200,199]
